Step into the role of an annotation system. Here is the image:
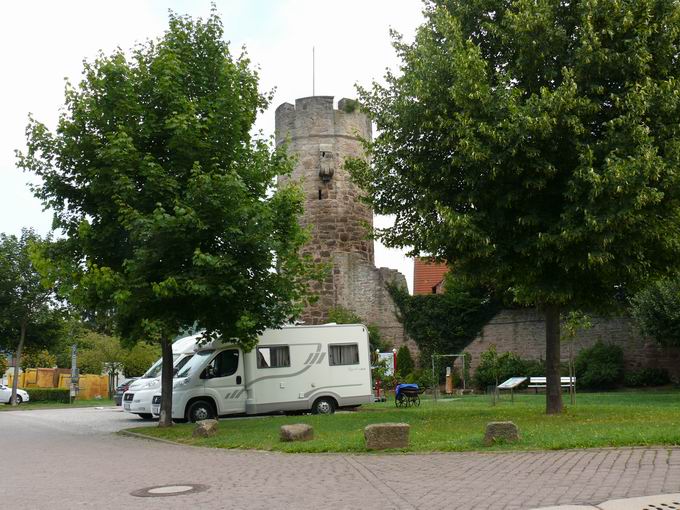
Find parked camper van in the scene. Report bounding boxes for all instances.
[151,324,372,422]
[122,334,201,419]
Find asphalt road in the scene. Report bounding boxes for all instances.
[1,406,679,509]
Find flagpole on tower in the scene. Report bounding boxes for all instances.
[312,46,315,96]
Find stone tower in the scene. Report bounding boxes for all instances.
[276,96,409,347]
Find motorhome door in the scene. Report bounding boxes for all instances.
[201,348,246,414]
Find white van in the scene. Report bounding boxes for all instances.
[152,324,372,422]
[122,334,201,419]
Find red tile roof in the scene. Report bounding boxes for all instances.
[413,258,449,295]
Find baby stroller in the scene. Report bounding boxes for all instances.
[395,383,423,407]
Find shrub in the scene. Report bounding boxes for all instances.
[474,346,528,389]
[396,346,414,377]
[624,367,671,387]
[404,368,436,389]
[574,342,624,390]
[472,345,549,389]
[26,388,70,403]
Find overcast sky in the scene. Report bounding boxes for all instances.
[0,0,424,292]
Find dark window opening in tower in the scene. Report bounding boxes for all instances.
[318,189,322,200]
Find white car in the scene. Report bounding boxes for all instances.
[0,384,29,404]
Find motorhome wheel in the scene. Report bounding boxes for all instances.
[187,400,215,422]
[137,413,153,420]
[312,397,335,415]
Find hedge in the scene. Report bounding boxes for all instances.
[25,388,70,403]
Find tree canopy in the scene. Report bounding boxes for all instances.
[0,229,63,404]
[18,10,315,424]
[350,0,680,413]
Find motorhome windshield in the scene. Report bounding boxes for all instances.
[142,354,182,379]
[176,349,214,378]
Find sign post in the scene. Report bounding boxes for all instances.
[70,344,79,404]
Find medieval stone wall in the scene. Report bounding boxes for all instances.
[464,308,680,380]
[275,96,409,348]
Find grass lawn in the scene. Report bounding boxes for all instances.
[0,398,115,411]
[129,390,680,453]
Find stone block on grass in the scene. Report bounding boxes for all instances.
[280,423,314,442]
[484,421,519,446]
[193,419,219,438]
[364,423,410,450]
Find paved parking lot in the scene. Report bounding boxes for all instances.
[1,406,679,509]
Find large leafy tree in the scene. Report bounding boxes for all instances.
[18,11,313,425]
[0,230,63,405]
[350,0,680,413]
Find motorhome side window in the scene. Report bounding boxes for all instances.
[257,346,290,369]
[328,343,360,366]
[203,349,239,378]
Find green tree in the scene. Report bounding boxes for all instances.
[396,345,415,377]
[122,342,161,378]
[0,354,8,379]
[630,279,680,346]
[0,230,63,405]
[20,348,57,370]
[349,0,680,414]
[74,331,130,396]
[18,11,314,425]
[327,307,391,352]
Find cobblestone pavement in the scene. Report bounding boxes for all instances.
[1,407,679,510]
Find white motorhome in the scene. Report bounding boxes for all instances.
[151,324,372,422]
[122,334,201,419]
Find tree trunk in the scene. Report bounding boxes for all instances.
[11,320,26,406]
[545,305,563,415]
[158,337,174,427]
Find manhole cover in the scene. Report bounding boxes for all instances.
[642,501,680,510]
[131,484,209,498]
[599,494,680,510]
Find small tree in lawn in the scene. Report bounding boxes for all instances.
[396,345,415,378]
[349,0,680,414]
[0,230,62,405]
[631,279,680,347]
[18,10,314,426]
[561,311,592,405]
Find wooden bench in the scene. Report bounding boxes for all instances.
[528,376,575,393]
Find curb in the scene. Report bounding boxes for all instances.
[118,429,189,447]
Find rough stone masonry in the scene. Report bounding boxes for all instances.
[276,96,411,349]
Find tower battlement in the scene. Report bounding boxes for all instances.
[275,96,371,144]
